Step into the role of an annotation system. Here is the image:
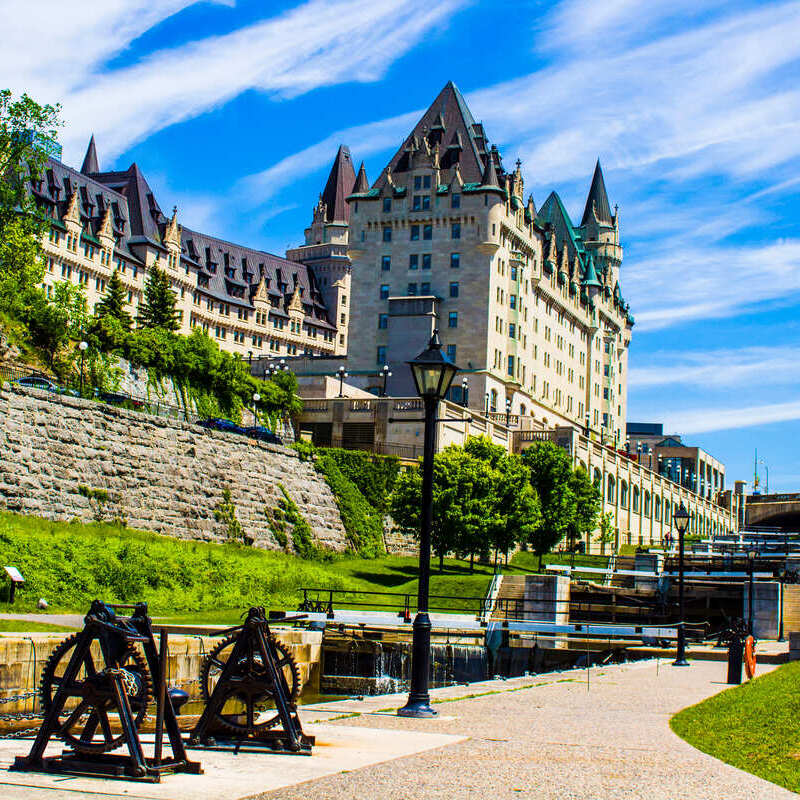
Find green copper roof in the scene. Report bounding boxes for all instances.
[50,219,67,232]
[581,254,602,288]
[557,270,567,286]
[436,184,449,195]
[347,188,380,199]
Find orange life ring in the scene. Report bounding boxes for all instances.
[744,635,756,679]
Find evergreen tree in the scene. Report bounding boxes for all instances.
[137,265,180,330]
[95,268,131,328]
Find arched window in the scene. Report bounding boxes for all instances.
[632,486,640,512]
[620,480,628,508]
[664,499,671,525]
[607,474,615,503]
[490,389,498,412]
[654,495,661,521]
[593,468,602,488]
[644,490,651,517]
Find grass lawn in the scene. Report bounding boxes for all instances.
[0,511,607,626]
[0,619,75,632]
[671,661,800,793]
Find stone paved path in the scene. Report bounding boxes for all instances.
[262,659,795,800]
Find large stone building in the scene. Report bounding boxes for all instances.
[30,138,340,360]
[344,82,633,446]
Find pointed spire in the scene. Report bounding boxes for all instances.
[81,135,99,174]
[63,185,81,225]
[580,159,612,226]
[582,254,602,288]
[481,147,500,187]
[164,205,180,247]
[320,145,357,223]
[98,204,114,241]
[352,162,369,194]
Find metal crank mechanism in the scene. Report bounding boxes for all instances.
[188,606,314,755]
[11,600,203,782]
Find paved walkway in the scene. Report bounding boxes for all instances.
[0,659,792,799]
[265,659,795,800]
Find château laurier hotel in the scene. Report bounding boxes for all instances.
[25,82,737,548]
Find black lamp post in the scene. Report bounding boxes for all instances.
[585,414,590,437]
[398,330,458,718]
[252,392,260,424]
[673,502,691,666]
[505,398,511,427]
[336,365,348,398]
[78,340,88,395]
[461,377,468,408]
[380,364,392,397]
[747,549,756,636]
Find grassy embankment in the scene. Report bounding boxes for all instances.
[671,662,800,793]
[0,511,608,625]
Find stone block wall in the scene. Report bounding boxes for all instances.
[0,384,348,551]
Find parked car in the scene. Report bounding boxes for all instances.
[244,425,283,445]
[197,417,244,435]
[14,375,59,392]
[99,391,144,409]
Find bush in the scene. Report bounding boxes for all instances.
[314,453,384,558]
[317,449,401,512]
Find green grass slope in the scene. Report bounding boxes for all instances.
[671,662,800,793]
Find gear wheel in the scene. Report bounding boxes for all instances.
[199,632,301,734]
[39,632,152,754]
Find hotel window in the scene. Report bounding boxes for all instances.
[423,224,432,240]
[510,266,517,281]
[412,195,430,211]
[509,323,516,339]
[407,282,418,295]
[422,254,431,270]
[409,254,418,270]
[509,295,516,309]
[451,193,461,209]
[451,223,461,239]
[449,282,459,298]
[378,313,388,329]
[382,227,392,242]
[380,284,390,299]
[381,255,391,271]
[448,311,458,328]
[446,344,457,360]
[450,253,460,269]
[420,282,430,294]
[410,225,420,241]
[377,346,386,364]
[507,355,515,376]
[382,197,391,212]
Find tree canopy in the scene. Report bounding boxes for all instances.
[137,265,180,331]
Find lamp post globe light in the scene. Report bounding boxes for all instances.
[380,364,392,397]
[336,365,348,398]
[672,502,691,667]
[461,377,468,408]
[252,392,260,424]
[505,397,512,427]
[78,340,88,395]
[398,330,458,719]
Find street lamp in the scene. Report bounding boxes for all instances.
[505,398,512,427]
[673,502,691,667]
[461,377,468,408]
[78,340,88,395]
[252,392,260,424]
[747,549,757,636]
[398,330,458,719]
[336,365,348,398]
[585,414,590,437]
[380,364,392,397]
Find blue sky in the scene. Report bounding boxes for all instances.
[4,0,799,491]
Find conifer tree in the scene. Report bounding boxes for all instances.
[95,268,131,328]
[137,265,180,331]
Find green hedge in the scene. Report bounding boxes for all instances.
[313,453,384,558]
[316,449,401,512]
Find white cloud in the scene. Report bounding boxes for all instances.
[627,238,800,330]
[53,0,467,162]
[629,346,800,389]
[664,400,800,434]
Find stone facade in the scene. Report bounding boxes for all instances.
[0,384,348,551]
[345,82,632,445]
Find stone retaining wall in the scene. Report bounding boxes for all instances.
[0,383,348,551]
